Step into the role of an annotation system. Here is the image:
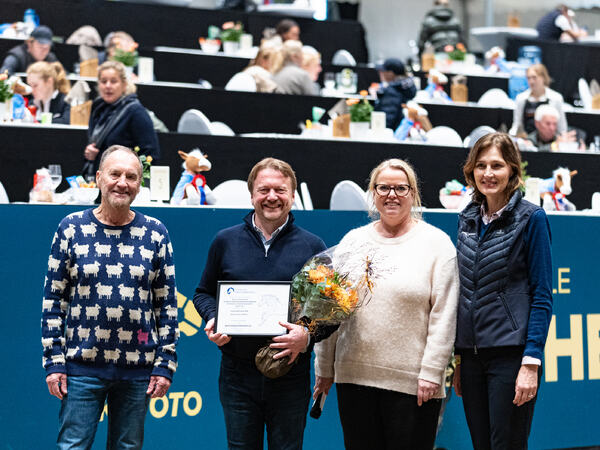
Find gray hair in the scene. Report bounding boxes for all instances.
[534,104,559,122]
[98,145,143,176]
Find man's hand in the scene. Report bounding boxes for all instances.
[513,364,538,406]
[147,375,172,398]
[313,376,334,400]
[204,318,231,347]
[270,321,309,364]
[84,143,100,161]
[46,373,68,400]
[417,379,439,406]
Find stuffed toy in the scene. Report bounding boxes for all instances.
[485,46,509,74]
[170,149,216,205]
[424,69,452,103]
[394,101,432,141]
[539,167,577,211]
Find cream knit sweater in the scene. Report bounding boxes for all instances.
[314,220,459,398]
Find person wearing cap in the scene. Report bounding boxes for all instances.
[0,25,58,75]
[373,58,417,130]
[536,4,588,42]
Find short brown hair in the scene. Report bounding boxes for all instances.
[367,158,422,220]
[527,63,551,87]
[463,132,523,205]
[247,158,297,193]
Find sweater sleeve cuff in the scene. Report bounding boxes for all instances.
[418,364,445,385]
[46,365,67,376]
[151,366,173,381]
[314,357,335,378]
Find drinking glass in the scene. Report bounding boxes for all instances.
[324,72,336,90]
[48,164,62,190]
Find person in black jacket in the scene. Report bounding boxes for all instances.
[0,25,58,75]
[418,0,463,54]
[26,61,71,124]
[373,58,417,131]
[84,60,159,178]
[453,133,553,449]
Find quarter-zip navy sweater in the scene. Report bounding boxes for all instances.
[193,212,327,363]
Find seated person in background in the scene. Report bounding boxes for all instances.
[526,104,582,152]
[418,0,463,55]
[242,43,281,93]
[99,31,136,64]
[0,26,58,75]
[26,61,71,125]
[276,19,301,42]
[84,60,159,178]
[536,4,588,42]
[373,58,417,130]
[301,46,322,93]
[510,63,567,137]
[273,40,319,96]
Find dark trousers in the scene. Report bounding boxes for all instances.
[460,347,539,450]
[336,383,441,450]
[219,353,310,450]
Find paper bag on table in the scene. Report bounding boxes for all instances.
[590,79,600,110]
[70,100,92,126]
[332,114,350,138]
[79,58,98,77]
[451,75,468,103]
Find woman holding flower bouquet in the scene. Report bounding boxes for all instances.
[314,159,459,449]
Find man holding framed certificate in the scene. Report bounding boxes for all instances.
[193,158,333,449]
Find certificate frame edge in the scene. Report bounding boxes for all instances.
[214,280,292,336]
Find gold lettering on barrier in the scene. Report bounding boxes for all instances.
[150,396,169,418]
[169,392,185,417]
[587,314,600,380]
[558,268,571,294]
[183,391,203,416]
[544,315,584,382]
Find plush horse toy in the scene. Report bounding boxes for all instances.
[170,149,215,205]
[424,69,452,103]
[394,101,432,141]
[539,167,578,211]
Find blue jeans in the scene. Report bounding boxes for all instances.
[219,353,310,450]
[57,375,150,450]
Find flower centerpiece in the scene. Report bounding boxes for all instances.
[198,37,221,54]
[346,90,373,122]
[445,43,467,61]
[290,246,374,329]
[0,71,12,121]
[134,146,152,187]
[112,39,139,67]
[220,21,244,54]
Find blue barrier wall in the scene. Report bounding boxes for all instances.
[0,204,598,449]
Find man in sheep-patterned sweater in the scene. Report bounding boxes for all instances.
[41,145,179,450]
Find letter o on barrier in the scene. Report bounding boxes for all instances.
[150,396,169,419]
[183,391,202,416]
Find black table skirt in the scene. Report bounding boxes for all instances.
[1,0,368,64]
[1,126,598,211]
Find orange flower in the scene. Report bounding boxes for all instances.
[456,43,466,51]
[444,44,454,52]
[222,21,234,30]
[359,90,368,97]
[146,156,153,163]
[199,37,206,44]
[346,98,359,106]
[0,71,7,81]
[308,269,325,284]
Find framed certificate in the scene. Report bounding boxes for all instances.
[215,281,292,336]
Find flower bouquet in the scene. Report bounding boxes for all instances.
[220,21,243,42]
[346,90,373,122]
[0,71,12,103]
[444,43,466,61]
[290,246,374,329]
[113,39,139,67]
[134,146,152,187]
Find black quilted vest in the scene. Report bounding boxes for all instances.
[455,191,540,351]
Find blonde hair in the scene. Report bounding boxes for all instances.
[248,45,282,73]
[301,46,321,69]
[97,60,136,95]
[367,159,422,220]
[247,158,297,193]
[272,40,303,73]
[527,63,551,87]
[27,61,71,94]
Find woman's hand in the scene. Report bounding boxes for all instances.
[453,363,462,397]
[313,376,334,400]
[417,378,440,406]
[84,143,100,161]
[513,364,538,406]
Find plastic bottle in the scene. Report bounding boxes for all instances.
[23,9,39,35]
[12,94,25,121]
